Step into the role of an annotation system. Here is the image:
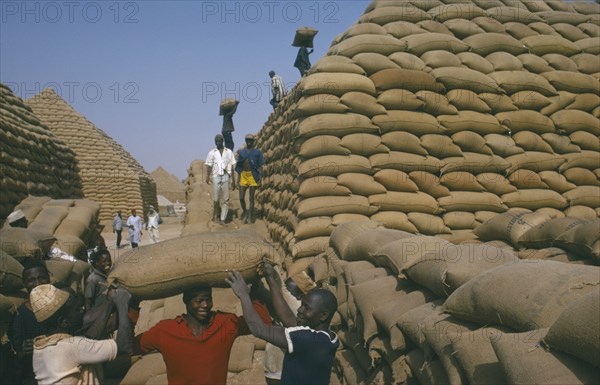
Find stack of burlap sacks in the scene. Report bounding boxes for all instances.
[0,196,101,350]
[25,89,157,223]
[0,83,83,222]
[182,160,243,235]
[150,166,186,204]
[254,0,600,276]
[1,195,103,259]
[310,221,599,385]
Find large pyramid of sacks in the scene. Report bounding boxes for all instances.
[0,83,83,221]
[26,89,157,222]
[150,166,186,204]
[255,0,600,263]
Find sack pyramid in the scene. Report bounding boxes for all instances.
[0,83,83,222]
[151,166,186,204]
[26,88,157,223]
[254,0,600,261]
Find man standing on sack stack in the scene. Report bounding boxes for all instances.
[205,134,236,225]
[236,133,264,224]
[146,205,160,244]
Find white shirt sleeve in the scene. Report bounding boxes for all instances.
[74,338,117,365]
[205,150,214,167]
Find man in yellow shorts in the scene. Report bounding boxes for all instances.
[236,134,265,224]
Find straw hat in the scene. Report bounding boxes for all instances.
[7,209,25,224]
[30,284,70,322]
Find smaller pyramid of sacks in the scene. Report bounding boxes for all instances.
[0,83,82,221]
[26,89,157,222]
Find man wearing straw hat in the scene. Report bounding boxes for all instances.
[30,284,132,385]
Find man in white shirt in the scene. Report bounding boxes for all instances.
[126,209,143,248]
[146,206,160,244]
[205,134,236,225]
[269,70,286,110]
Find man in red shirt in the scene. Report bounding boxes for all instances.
[134,286,271,385]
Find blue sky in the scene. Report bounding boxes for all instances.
[1,0,369,179]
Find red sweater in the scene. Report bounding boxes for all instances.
[139,301,270,385]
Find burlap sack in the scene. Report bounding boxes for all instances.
[297,177,351,198]
[473,210,550,246]
[544,290,599,367]
[565,205,598,220]
[563,186,600,208]
[538,171,577,193]
[350,275,412,344]
[420,135,463,158]
[405,349,450,385]
[407,243,518,297]
[377,132,425,155]
[457,52,494,74]
[407,213,451,235]
[339,91,386,116]
[298,154,372,178]
[563,168,600,186]
[296,195,374,219]
[337,173,386,196]
[294,217,334,240]
[451,131,493,155]
[403,32,469,56]
[370,69,443,94]
[398,302,445,351]
[108,230,275,299]
[541,133,582,154]
[372,289,437,337]
[409,171,450,198]
[340,134,389,157]
[440,172,486,192]
[227,339,255,373]
[310,56,365,75]
[373,169,419,192]
[421,50,462,69]
[492,329,599,385]
[27,206,69,235]
[438,192,507,213]
[373,236,451,276]
[296,113,378,138]
[451,326,508,385]
[370,152,442,174]
[120,353,166,385]
[377,89,424,111]
[0,250,23,294]
[369,212,419,233]
[416,90,459,116]
[489,71,558,96]
[430,67,502,94]
[295,95,349,117]
[372,111,445,135]
[329,221,383,259]
[444,261,600,330]
[502,189,569,210]
[518,217,588,249]
[299,73,376,96]
[553,219,600,261]
[330,34,407,57]
[542,71,600,95]
[343,228,412,262]
[464,32,528,56]
[369,192,440,214]
[0,228,55,260]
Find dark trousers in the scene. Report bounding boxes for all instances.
[115,230,122,247]
[223,131,234,151]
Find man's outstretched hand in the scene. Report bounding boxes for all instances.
[261,257,276,280]
[226,271,249,299]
